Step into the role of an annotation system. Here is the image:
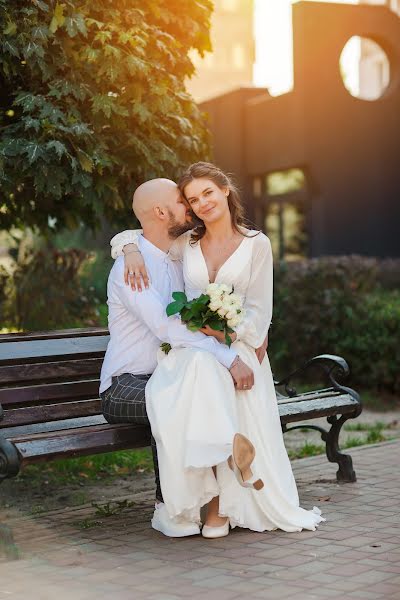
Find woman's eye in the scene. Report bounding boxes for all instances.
[206,190,212,196]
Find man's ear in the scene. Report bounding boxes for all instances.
[153,205,166,221]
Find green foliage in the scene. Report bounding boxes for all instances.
[271,256,400,394]
[166,290,235,345]
[0,0,212,232]
[1,239,99,330]
[19,448,153,485]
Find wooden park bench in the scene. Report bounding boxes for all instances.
[0,328,362,487]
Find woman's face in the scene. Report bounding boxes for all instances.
[184,178,229,224]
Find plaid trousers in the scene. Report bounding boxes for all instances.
[100,372,163,503]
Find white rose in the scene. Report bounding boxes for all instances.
[209,295,223,309]
[226,309,237,320]
[206,283,220,296]
[228,316,240,328]
[209,300,222,312]
[221,297,232,310]
[217,306,228,318]
[219,284,232,294]
[209,292,222,304]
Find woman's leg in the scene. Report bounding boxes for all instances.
[204,467,229,527]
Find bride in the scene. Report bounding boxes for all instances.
[110,162,325,536]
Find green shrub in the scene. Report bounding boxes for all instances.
[271,256,400,393]
[3,244,99,331]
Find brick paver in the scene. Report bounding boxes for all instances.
[0,440,399,599]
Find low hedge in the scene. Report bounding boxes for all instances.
[270,256,400,394]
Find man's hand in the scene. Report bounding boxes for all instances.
[199,325,237,345]
[123,244,149,291]
[229,356,254,391]
[255,334,268,365]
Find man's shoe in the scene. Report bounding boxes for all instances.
[151,503,200,537]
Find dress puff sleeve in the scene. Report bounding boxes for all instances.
[110,230,142,259]
[234,233,273,349]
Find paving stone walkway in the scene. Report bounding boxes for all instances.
[1,440,399,600]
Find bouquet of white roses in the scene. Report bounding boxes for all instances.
[166,283,245,347]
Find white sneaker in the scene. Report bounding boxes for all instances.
[151,503,201,537]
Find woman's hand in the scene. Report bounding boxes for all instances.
[199,325,237,345]
[255,333,268,364]
[123,244,149,291]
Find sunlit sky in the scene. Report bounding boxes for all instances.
[254,0,360,96]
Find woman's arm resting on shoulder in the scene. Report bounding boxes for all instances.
[123,245,149,291]
[110,229,142,258]
[110,229,149,291]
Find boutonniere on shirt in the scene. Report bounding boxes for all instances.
[165,283,245,347]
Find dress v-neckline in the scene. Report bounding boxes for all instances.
[198,236,248,284]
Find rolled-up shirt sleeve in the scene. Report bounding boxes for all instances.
[118,279,236,369]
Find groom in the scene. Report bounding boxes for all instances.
[99,178,254,537]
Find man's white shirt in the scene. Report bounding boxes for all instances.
[99,235,236,393]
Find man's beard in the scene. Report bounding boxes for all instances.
[167,211,194,239]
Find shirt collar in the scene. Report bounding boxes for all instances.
[138,234,169,260]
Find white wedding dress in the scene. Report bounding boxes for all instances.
[112,229,325,532]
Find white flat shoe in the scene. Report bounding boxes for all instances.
[202,519,230,539]
[228,433,264,491]
[151,503,200,537]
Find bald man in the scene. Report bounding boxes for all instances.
[99,179,239,537]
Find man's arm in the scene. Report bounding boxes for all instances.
[118,277,236,369]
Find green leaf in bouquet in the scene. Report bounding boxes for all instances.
[166,301,184,316]
[180,306,193,322]
[208,319,224,331]
[172,291,187,303]
[190,302,206,317]
[197,294,210,305]
[225,331,233,347]
[187,320,201,332]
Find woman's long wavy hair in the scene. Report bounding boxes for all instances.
[177,162,257,244]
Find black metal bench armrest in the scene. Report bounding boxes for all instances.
[274,354,360,403]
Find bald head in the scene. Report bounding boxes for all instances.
[132,178,178,224]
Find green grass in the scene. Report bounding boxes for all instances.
[344,421,385,432]
[288,442,325,460]
[18,448,153,487]
[287,421,392,460]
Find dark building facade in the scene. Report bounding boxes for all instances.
[201,2,400,259]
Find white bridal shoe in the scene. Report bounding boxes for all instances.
[202,518,230,539]
[151,503,200,537]
[228,433,264,491]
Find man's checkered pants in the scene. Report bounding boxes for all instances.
[100,372,163,503]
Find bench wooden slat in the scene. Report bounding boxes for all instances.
[0,380,100,409]
[280,394,359,424]
[1,415,106,439]
[12,423,151,465]
[0,358,103,385]
[0,336,109,365]
[277,390,341,404]
[1,399,101,428]
[0,328,108,343]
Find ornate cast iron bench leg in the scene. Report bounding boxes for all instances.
[283,408,361,482]
[0,439,21,483]
[278,354,362,483]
